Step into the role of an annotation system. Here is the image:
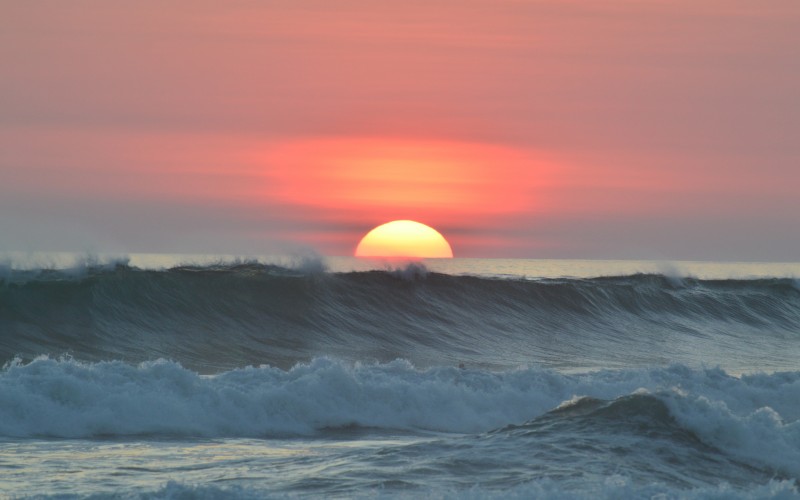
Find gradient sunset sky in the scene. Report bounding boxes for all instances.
[2,1,798,260]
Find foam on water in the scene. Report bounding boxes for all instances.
[2,357,799,479]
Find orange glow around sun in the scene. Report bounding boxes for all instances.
[355,220,454,258]
[259,137,555,222]
[252,136,562,255]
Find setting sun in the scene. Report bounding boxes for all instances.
[355,220,454,258]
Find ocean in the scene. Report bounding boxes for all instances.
[1,254,799,498]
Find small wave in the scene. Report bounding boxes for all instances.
[496,391,800,482]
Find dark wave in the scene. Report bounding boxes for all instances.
[1,263,799,372]
[485,393,787,488]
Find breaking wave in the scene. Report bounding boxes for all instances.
[1,262,799,372]
[2,357,799,483]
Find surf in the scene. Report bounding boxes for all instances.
[1,262,799,373]
[2,357,799,482]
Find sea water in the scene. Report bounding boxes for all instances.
[1,255,799,498]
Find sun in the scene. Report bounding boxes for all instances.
[355,220,454,258]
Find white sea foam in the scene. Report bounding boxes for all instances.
[2,357,800,478]
[666,393,800,478]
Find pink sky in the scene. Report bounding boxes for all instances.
[1,1,798,259]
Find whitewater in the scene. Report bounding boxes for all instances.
[1,255,799,498]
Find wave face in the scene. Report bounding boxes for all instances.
[1,263,799,373]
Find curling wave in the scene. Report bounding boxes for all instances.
[1,262,799,372]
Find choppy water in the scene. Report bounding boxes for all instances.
[1,255,799,498]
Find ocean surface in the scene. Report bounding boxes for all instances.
[1,254,799,498]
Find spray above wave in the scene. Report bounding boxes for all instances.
[1,262,799,372]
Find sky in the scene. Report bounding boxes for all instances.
[1,1,798,260]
